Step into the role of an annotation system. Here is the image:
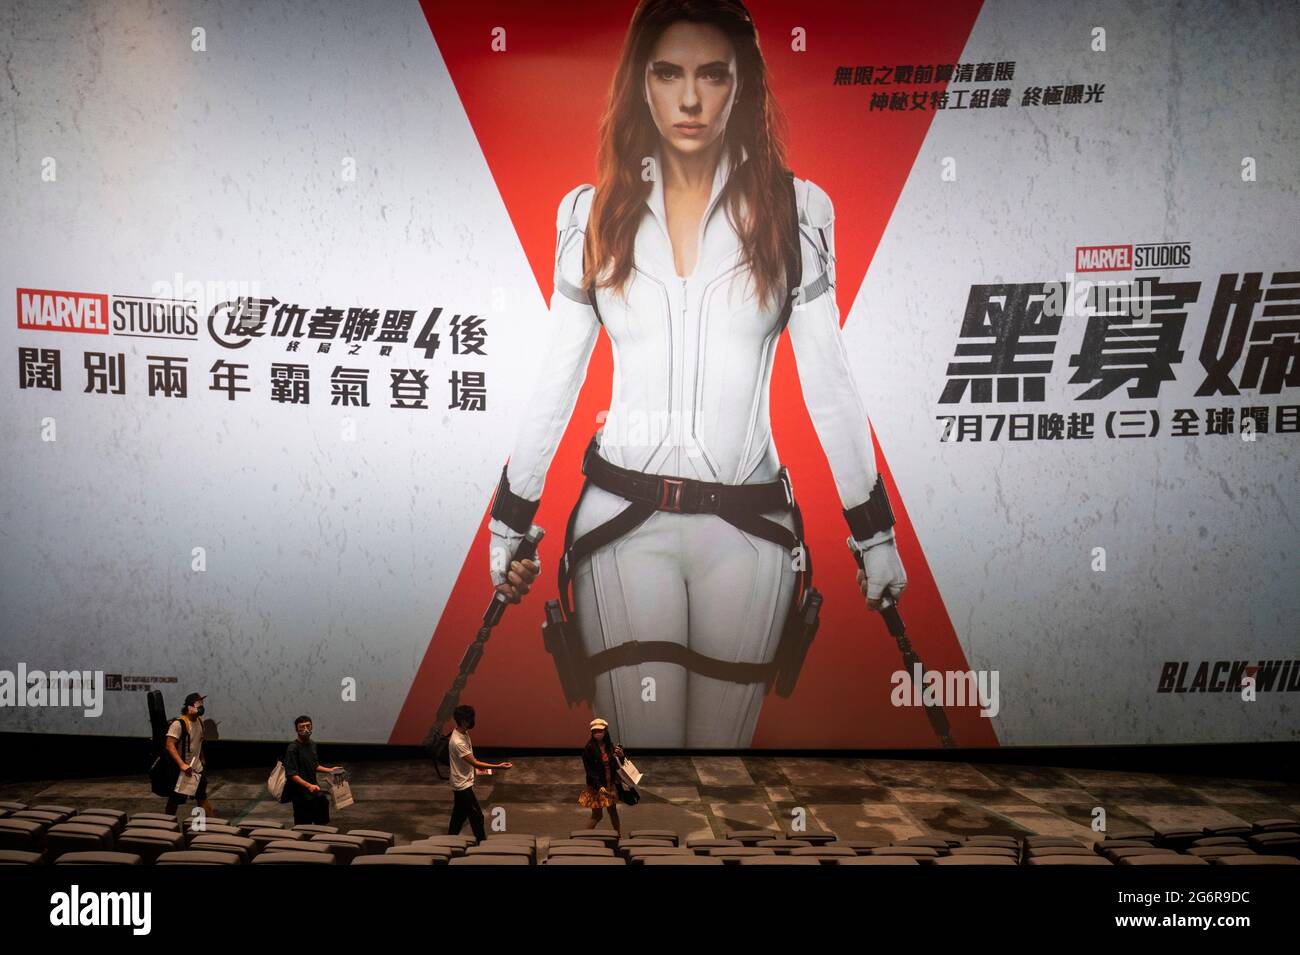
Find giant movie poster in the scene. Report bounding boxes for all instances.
[2,0,1297,749]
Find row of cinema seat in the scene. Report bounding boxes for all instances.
[2,802,1298,866]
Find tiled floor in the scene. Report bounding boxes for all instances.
[4,756,1298,846]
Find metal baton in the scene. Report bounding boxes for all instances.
[423,525,544,748]
[848,537,955,748]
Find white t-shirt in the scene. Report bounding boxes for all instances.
[448,728,475,791]
[166,716,204,773]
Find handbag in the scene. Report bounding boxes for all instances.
[322,772,354,811]
[616,752,641,805]
[267,760,287,802]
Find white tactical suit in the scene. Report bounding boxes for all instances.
[490,143,906,747]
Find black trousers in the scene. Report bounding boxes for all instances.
[449,786,485,840]
[291,790,331,826]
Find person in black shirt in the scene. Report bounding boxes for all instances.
[283,715,342,825]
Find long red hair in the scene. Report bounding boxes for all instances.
[582,0,796,312]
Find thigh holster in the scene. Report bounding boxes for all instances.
[543,431,821,703]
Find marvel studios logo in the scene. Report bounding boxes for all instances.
[1075,242,1192,272]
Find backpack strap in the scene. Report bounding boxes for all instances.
[169,717,190,763]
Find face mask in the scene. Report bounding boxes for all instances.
[195,705,206,717]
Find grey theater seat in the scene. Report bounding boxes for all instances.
[949,846,1018,858]
[686,838,741,852]
[1106,847,1177,862]
[1187,847,1257,860]
[310,834,367,863]
[156,850,241,865]
[466,844,533,862]
[1028,856,1114,865]
[348,830,397,853]
[869,846,940,859]
[74,810,127,834]
[1027,846,1093,858]
[545,856,627,865]
[570,829,618,845]
[791,845,856,858]
[1154,827,1205,850]
[550,839,612,850]
[1025,836,1088,849]
[292,824,339,835]
[626,847,692,862]
[1248,832,1300,855]
[188,834,257,863]
[45,822,116,857]
[12,810,65,826]
[963,836,1021,847]
[55,851,143,865]
[787,831,837,845]
[1203,825,1252,838]
[830,840,883,854]
[629,829,678,845]
[1105,830,1156,842]
[756,840,814,854]
[0,849,46,865]
[641,856,723,865]
[32,805,77,819]
[407,838,467,857]
[1251,819,1299,833]
[1191,836,1247,848]
[932,856,1018,865]
[126,818,180,833]
[237,819,287,833]
[385,845,452,863]
[707,847,775,862]
[185,824,242,843]
[251,851,336,865]
[1096,839,1156,853]
[264,840,335,859]
[117,830,185,863]
[900,837,953,850]
[725,829,779,846]
[485,833,536,844]
[0,819,46,850]
[618,839,675,853]
[1212,854,1299,865]
[449,855,530,865]
[1120,854,1210,866]
[0,802,28,812]
[183,817,229,831]
[548,845,615,858]
[838,856,920,865]
[129,813,180,824]
[248,828,305,852]
[352,854,437,866]
[740,856,822,866]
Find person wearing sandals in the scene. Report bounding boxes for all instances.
[579,718,627,837]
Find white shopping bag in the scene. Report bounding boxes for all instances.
[174,759,200,796]
[267,761,286,801]
[617,757,643,788]
[322,772,354,811]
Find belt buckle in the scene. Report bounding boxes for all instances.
[658,478,685,513]
[778,466,794,509]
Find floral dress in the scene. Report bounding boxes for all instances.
[578,746,618,808]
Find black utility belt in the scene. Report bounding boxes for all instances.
[580,439,793,517]
[542,432,821,702]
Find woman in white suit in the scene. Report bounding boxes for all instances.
[488,0,906,747]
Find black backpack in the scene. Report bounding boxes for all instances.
[428,730,451,780]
